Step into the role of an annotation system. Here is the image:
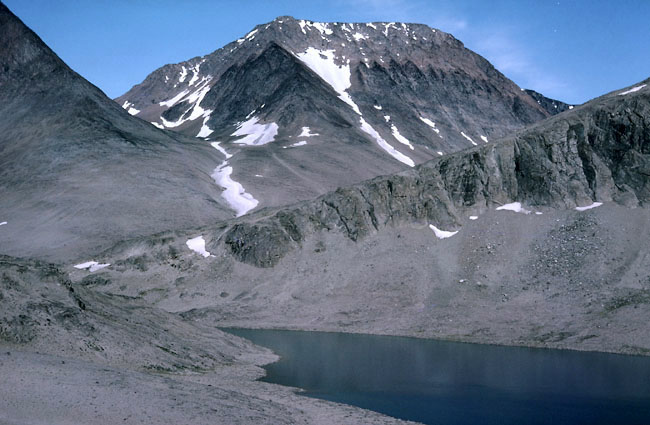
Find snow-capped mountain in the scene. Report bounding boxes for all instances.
[117,16,558,215]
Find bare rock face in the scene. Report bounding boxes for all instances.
[116,17,555,211]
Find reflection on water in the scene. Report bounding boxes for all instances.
[226,329,650,425]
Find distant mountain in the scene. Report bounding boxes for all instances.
[0,3,233,262]
[117,16,553,214]
[524,89,575,115]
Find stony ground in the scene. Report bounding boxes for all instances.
[0,351,414,425]
[0,256,413,425]
[88,202,650,357]
[4,201,642,424]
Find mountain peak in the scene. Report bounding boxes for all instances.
[113,14,558,219]
[273,15,298,22]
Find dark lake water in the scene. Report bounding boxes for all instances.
[226,328,650,425]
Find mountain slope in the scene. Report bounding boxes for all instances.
[97,79,650,355]
[0,3,235,262]
[117,16,554,212]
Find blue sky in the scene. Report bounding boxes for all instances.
[5,0,649,104]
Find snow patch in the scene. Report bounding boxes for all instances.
[121,101,140,115]
[299,127,318,137]
[211,161,259,216]
[159,89,190,107]
[197,116,213,138]
[575,202,603,211]
[245,29,258,40]
[374,105,382,110]
[619,84,646,96]
[296,48,361,115]
[298,20,308,34]
[178,66,188,83]
[284,141,307,148]
[160,87,212,128]
[186,236,211,258]
[480,135,489,143]
[496,202,531,214]
[237,28,259,44]
[429,224,459,239]
[311,22,333,36]
[231,116,279,146]
[419,117,441,135]
[461,131,477,146]
[569,105,574,110]
[210,142,232,159]
[383,22,398,36]
[353,32,367,41]
[0,221,7,226]
[384,115,391,122]
[469,216,478,220]
[359,118,414,167]
[74,261,110,273]
[390,125,414,150]
[151,122,164,129]
[437,151,443,156]
[188,61,204,86]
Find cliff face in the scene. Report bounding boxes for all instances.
[218,80,650,268]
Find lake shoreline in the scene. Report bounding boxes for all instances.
[225,328,650,425]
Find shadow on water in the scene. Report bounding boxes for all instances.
[225,328,650,425]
